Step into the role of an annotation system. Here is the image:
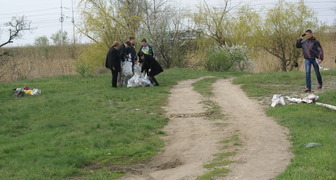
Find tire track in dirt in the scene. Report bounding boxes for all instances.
[212,79,292,180]
[120,77,227,180]
[120,77,292,180]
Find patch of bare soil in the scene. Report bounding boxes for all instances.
[119,77,292,180]
[212,79,292,180]
[120,77,227,180]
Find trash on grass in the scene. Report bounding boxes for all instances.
[13,86,41,97]
[271,94,286,107]
[286,94,319,104]
[272,93,336,111]
[304,142,322,148]
[127,74,152,87]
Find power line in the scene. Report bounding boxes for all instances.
[0,8,59,16]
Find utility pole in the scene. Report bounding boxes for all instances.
[59,0,64,45]
[72,0,76,45]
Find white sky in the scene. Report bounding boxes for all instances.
[0,0,335,46]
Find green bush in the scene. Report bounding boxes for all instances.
[205,44,253,72]
[75,44,107,77]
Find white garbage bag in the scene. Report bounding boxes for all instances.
[122,61,133,76]
[271,94,285,107]
[127,74,151,87]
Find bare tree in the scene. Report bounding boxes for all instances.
[0,16,31,80]
[192,0,235,46]
[0,16,31,48]
[140,0,191,68]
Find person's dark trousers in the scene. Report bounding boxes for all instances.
[305,58,322,89]
[111,69,118,87]
[149,76,159,86]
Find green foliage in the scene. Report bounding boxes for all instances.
[197,168,230,180]
[34,36,50,46]
[192,77,219,97]
[253,0,321,71]
[75,60,93,77]
[228,4,261,47]
[79,0,142,47]
[205,44,252,72]
[50,30,70,45]
[76,44,107,77]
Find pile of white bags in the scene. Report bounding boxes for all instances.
[127,74,151,87]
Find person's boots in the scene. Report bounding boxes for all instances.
[150,76,159,86]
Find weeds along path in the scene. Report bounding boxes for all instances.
[120,77,227,179]
[212,79,292,180]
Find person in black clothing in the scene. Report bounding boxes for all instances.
[129,36,137,61]
[296,29,324,93]
[138,51,163,86]
[105,41,121,88]
[119,41,132,62]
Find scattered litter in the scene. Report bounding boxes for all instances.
[271,94,286,107]
[286,94,319,104]
[13,86,41,97]
[304,142,322,148]
[271,93,336,111]
[315,102,336,111]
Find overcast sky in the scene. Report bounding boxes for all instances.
[0,0,335,46]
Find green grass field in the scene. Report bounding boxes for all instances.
[1,68,335,179]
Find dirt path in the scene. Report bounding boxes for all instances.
[212,79,292,180]
[120,77,292,180]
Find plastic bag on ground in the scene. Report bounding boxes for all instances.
[127,74,152,87]
[304,142,322,148]
[271,94,285,107]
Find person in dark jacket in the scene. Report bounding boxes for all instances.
[138,51,163,86]
[105,41,121,88]
[119,41,131,62]
[129,36,137,61]
[296,29,324,93]
[139,38,154,58]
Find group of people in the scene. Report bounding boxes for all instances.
[105,37,163,88]
[105,30,323,91]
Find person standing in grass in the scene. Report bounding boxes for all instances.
[105,41,121,88]
[138,51,163,86]
[296,29,324,93]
